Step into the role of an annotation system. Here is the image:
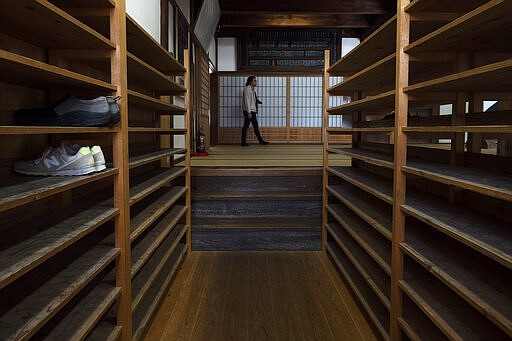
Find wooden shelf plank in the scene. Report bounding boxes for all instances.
[129,148,187,169]
[0,0,114,49]
[0,168,117,213]
[403,192,512,269]
[129,167,187,206]
[126,15,185,74]
[403,125,512,133]
[398,303,447,341]
[403,160,512,202]
[402,234,512,335]
[86,323,122,341]
[131,206,186,278]
[131,226,187,311]
[128,127,187,134]
[405,0,488,13]
[328,54,396,95]
[327,184,392,240]
[0,206,118,290]
[327,147,394,169]
[400,265,510,340]
[400,279,468,340]
[0,244,119,341]
[328,16,396,75]
[327,222,391,310]
[405,0,512,53]
[326,242,390,340]
[127,52,186,94]
[405,59,512,93]
[0,126,118,135]
[328,90,395,115]
[130,186,187,242]
[328,127,394,133]
[132,243,186,341]
[0,50,117,91]
[327,204,391,275]
[51,0,116,7]
[127,90,186,112]
[45,284,120,340]
[327,166,393,204]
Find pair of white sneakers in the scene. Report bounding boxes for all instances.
[13,144,106,176]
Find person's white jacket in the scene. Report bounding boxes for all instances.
[242,85,257,113]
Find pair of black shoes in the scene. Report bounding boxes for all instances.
[15,96,121,127]
[241,141,269,146]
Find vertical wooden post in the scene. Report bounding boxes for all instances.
[322,50,330,251]
[110,1,132,340]
[390,0,410,339]
[286,76,291,142]
[184,50,192,254]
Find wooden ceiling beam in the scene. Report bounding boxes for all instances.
[219,13,372,28]
[218,0,388,14]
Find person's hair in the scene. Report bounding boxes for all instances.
[246,75,256,86]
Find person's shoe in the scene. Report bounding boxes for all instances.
[91,145,107,171]
[259,141,270,145]
[14,145,95,176]
[65,144,106,172]
[241,143,249,146]
[14,96,121,127]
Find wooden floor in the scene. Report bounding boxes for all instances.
[145,251,377,341]
[190,144,351,167]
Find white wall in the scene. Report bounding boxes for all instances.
[217,37,237,71]
[126,0,160,42]
[341,38,360,57]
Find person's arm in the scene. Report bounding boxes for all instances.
[244,87,257,114]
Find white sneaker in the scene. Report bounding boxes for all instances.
[65,144,106,172]
[14,145,95,176]
[91,145,106,171]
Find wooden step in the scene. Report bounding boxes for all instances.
[192,228,322,251]
[193,217,319,229]
[192,199,321,219]
[192,191,321,201]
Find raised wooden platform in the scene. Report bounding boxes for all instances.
[190,144,351,167]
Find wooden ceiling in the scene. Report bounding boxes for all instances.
[218,0,394,33]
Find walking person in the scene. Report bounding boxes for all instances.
[241,76,269,146]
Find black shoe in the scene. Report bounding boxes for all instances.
[259,141,269,145]
[241,143,249,146]
[14,96,120,127]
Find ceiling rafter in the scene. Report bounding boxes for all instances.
[219,13,372,28]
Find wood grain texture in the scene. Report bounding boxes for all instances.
[405,0,512,53]
[0,206,118,290]
[328,16,396,75]
[127,90,186,112]
[44,284,120,340]
[130,187,186,241]
[0,50,117,91]
[327,185,392,240]
[0,169,117,213]
[126,15,185,74]
[129,167,186,206]
[127,53,186,94]
[0,245,119,341]
[0,0,114,49]
[145,252,378,341]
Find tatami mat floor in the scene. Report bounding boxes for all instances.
[190,144,351,167]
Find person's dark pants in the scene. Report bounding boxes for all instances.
[241,111,264,144]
